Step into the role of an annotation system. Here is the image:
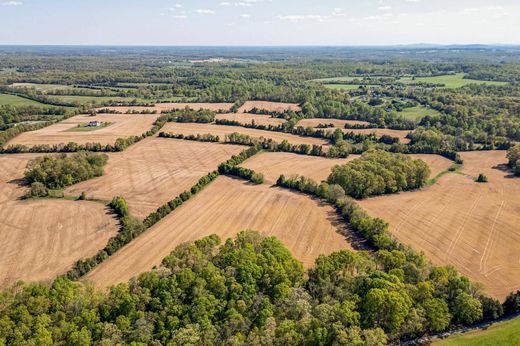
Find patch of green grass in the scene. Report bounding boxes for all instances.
[434,316,520,346]
[0,94,49,106]
[399,106,443,121]
[426,163,462,186]
[323,84,365,91]
[399,73,507,89]
[65,122,112,132]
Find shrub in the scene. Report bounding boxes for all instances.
[250,172,265,184]
[24,182,48,198]
[476,173,488,183]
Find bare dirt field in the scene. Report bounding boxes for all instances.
[97,103,233,113]
[238,101,301,113]
[161,122,330,147]
[215,113,287,127]
[7,114,159,147]
[297,118,371,128]
[410,154,454,178]
[359,150,520,300]
[0,154,118,288]
[344,128,411,144]
[241,151,359,184]
[66,137,245,219]
[84,176,356,288]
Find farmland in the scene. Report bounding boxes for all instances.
[241,151,358,184]
[0,153,118,287]
[238,100,301,113]
[98,102,233,113]
[84,176,355,288]
[66,137,245,219]
[215,112,286,126]
[161,122,331,147]
[6,113,159,146]
[399,73,508,88]
[0,93,49,106]
[359,150,520,300]
[297,118,371,128]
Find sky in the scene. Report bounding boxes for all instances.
[0,0,519,45]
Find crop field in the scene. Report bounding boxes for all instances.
[359,151,520,299]
[241,151,359,184]
[0,154,118,288]
[323,84,364,91]
[344,128,412,143]
[409,154,454,177]
[0,93,49,106]
[297,118,371,128]
[161,122,331,147]
[66,137,245,219]
[238,101,302,113]
[215,113,287,126]
[98,102,234,113]
[84,176,356,288]
[7,113,159,147]
[399,73,507,88]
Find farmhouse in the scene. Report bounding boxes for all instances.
[88,120,103,127]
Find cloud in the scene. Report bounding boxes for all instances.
[173,15,188,19]
[278,14,326,22]
[173,4,182,8]
[196,9,215,15]
[219,2,231,5]
[219,2,252,7]
[240,13,251,18]
[1,1,23,6]
[378,6,392,11]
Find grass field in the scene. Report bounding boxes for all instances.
[398,106,443,121]
[323,84,364,91]
[359,151,520,300]
[434,317,520,345]
[65,122,112,132]
[215,113,287,127]
[84,176,356,288]
[0,93,49,106]
[399,73,507,88]
[99,102,234,113]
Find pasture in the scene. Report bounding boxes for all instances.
[399,73,507,88]
[98,102,233,113]
[0,154,118,288]
[161,122,331,147]
[297,118,371,128]
[7,113,159,147]
[0,93,48,106]
[359,151,520,300]
[84,176,355,288]
[398,106,443,121]
[66,137,245,219]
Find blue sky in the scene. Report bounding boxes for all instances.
[1,0,519,45]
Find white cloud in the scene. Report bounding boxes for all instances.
[196,9,215,15]
[240,13,251,18]
[219,2,231,6]
[378,6,392,11]
[278,14,326,22]
[173,15,188,19]
[173,4,182,8]
[1,1,23,6]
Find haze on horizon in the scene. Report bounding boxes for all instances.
[0,0,519,46]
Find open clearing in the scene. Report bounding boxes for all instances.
[66,137,245,219]
[0,154,118,288]
[344,128,411,143]
[410,154,453,177]
[215,113,287,126]
[7,114,159,147]
[161,122,331,147]
[98,102,233,113]
[241,151,359,184]
[323,84,365,91]
[0,93,49,106]
[297,118,371,128]
[238,101,301,113]
[399,73,507,88]
[433,316,520,346]
[398,106,443,121]
[359,151,520,300]
[84,176,355,288]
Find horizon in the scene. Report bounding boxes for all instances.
[1,0,519,45]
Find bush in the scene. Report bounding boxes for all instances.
[476,173,488,183]
[250,172,265,184]
[24,182,48,198]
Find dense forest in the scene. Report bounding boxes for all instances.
[0,231,509,345]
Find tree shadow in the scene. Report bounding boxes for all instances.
[492,164,518,179]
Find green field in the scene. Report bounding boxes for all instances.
[0,94,49,106]
[398,106,442,121]
[323,84,365,91]
[66,122,112,132]
[399,73,507,89]
[434,317,520,345]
